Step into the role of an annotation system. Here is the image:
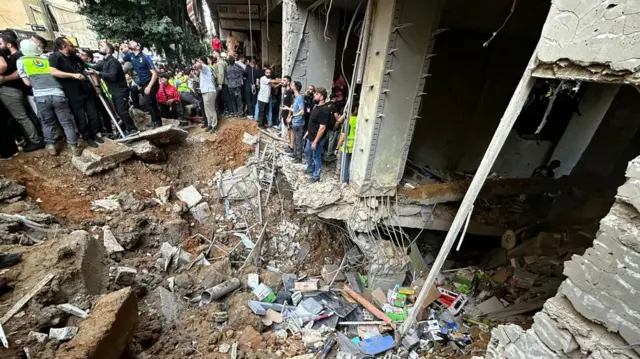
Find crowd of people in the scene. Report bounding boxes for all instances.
[0,30,359,183]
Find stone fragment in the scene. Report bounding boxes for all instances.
[57,287,138,359]
[56,230,108,296]
[102,227,125,257]
[189,202,211,223]
[176,186,203,208]
[154,287,182,325]
[72,139,134,175]
[219,343,231,353]
[57,304,89,319]
[129,140,167,163]
[49,327,78,341]
[130,124,188,145]
[91,198,121,212]
[29,331,48,343]
[0,176,26,201]
[155,186,171,204]
[115,267,137,286]
[532,312,578,354]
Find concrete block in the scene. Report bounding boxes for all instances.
[532,312,578,354]
[155,286,182,325]
[49,327,78,341]
[155,186,171,204]
[72,139,134,175]
[56,230,108,296]
[115,266,137,286]
[133,124,188,145]
[625,156,640,180]
[102,227,125,257]
[176,186,202,208]
[189,202,211,224]
[129,140,167,163]
[57,287,138,359]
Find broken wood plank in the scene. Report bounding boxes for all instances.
[2,273,55,325]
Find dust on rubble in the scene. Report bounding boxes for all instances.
[0,120,257,224]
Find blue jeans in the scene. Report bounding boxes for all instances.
[306,137,325,181]
[341,152,352,183]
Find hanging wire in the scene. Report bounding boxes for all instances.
[323,0,333,41]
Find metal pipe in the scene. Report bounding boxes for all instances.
[200,278,241,304]
[356,0,374,84]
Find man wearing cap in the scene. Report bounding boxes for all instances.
[17,39,82,157]
[122,39,161,128]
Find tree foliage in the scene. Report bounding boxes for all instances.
[71,0,208,62]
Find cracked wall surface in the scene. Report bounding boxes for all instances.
[534,0,640,84]
[485,155,640,359]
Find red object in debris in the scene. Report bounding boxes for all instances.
[437,287,458,307]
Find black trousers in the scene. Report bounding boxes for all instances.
[68,93,101,140]
[258,100,268,127]
[0,103,18,158]
[244,86,257,117]
[140,82,161,125]
[130,85,140,108]
[111,88,136,131]
[221,84,232,114]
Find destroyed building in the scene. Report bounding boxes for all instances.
[205,0,640,356]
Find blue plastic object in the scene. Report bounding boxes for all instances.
[359,335,394,355]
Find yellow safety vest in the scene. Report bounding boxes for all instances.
[174,75,191,93]
[21,56,60,90]
[342,115,357,153]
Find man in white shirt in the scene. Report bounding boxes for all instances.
[195,56,218,133]
[256,68,281,128]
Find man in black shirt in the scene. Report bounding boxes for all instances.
[92,43,138,136]
[0,34,43,151]
[303,85,315,132]
[49,37,103,147]
[305,87,330,182]
[280,76,294,152]
[244,57,262,119]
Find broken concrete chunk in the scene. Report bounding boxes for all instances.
[130,124,188,145]
[155,186,171,204]
[72,139,134,175]
[242,132,258,145]
[176,186,203,208]
[189,202,211,223]
[29,331,48,343]
[219,343,231,353]
[57,287,138,359]
[49,327,78,341]
[91,198,121,212]
[0,176,26,201]
[115,267,137,286]
[56,304,89,319]
[511,268,538,289]
[155,287,182,325]
[129,140,167,163]
[102,227,125,257]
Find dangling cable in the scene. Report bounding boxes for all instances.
[324,0,333,41]
[249,0,256,95]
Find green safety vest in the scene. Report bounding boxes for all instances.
[21,56,61,91]
[174,75,191,93]
[342,115,357,153]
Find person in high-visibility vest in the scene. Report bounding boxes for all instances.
[173,69,200,116]
[334,105,358,183]
[16,39,82,157]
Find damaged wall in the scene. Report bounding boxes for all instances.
[281,0,337,89]
[485,155,640,358]
[408,0,550,176]
[533,0,640,84]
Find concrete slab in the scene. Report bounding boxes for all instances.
[72,139,134,175]
[128,140,167,163]
[57,287,138,359]
[176,186,202,208]
[189,202,211,224]
[124,124,188,145]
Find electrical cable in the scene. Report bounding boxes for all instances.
[266,0,270,42]
[248,0,256,95]
[323,0,333,41]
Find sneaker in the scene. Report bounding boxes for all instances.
[293,157,302,164]
[126,129,140,137]
[23,141,45,152]
[285,147,294,154]
[146,121,161,129]
[247,116,254,120]
[45,144,58,156]
[207,127,217,134]
[201,123,209,129]
[94,135,105,144]
[308,177,320,183]
[85,139,99,148]
[0,252,22,269]
[69,144,83,157]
